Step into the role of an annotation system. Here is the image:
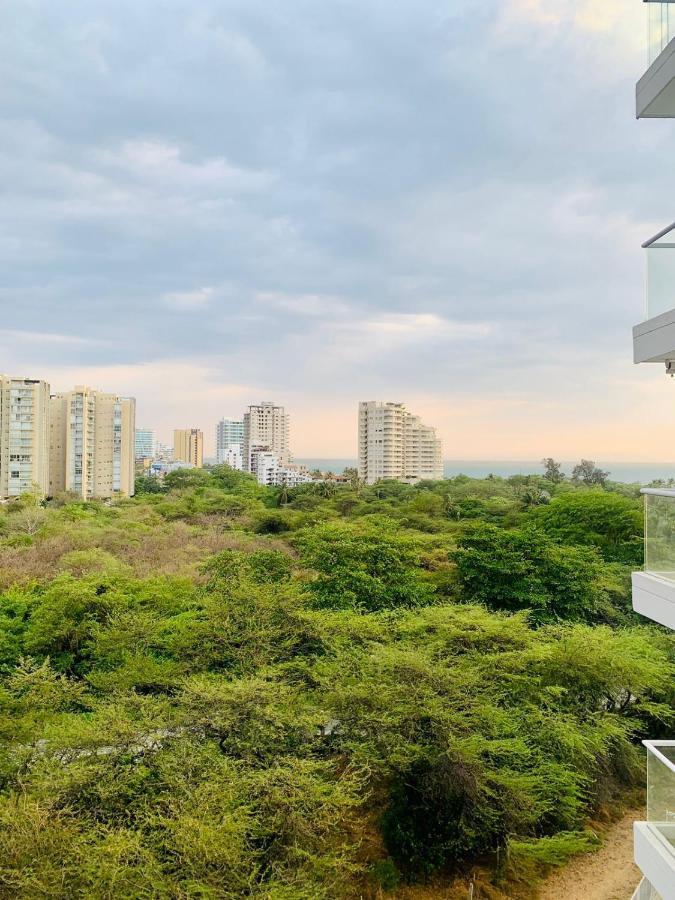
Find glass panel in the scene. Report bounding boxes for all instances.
[645,493,675,581]
[631,876,664,900]
[646,742,675,857]
[646,246,675,319]
[647,2,675,65]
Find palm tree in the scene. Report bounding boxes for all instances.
[343,466,364,494]
[317,480,337,499]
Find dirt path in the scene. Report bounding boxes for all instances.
[537,810,643,900]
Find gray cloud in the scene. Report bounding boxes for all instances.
[0,0,671,454]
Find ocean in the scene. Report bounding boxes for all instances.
[295,459,675,485]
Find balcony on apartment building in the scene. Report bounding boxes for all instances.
[632,489,675,629]
[633,741,675,899]
[633,224,675,367]
[638,1,675,117]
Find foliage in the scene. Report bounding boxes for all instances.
[542,458,565,484]
[453,523,624,623]
[530,490,643,565]
[294,520,436,611]
[571,459,610,488]
[0,472,670,896]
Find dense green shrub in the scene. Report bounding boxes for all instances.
[530,490,643,565]
[453,523,626,623]
[0,474,669,897]
[295,520,435,611]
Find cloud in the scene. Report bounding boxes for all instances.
[255,291,351,316]
[161,287,215,311]
[0,0,669,460]
[98,140,273,193]
[500,0,639,36]
[356,313,492,349]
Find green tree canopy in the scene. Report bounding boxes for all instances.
[295,520,435,611]
[530,490,643,564]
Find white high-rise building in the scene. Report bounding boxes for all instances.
[219,444,243,471]
[242,402,290,472]
[0,376,50,499]
[249,446,311,488]
[50,386,136,499]
[250,448,281,486]
[358,401,443,485]
[216,418,244,464]
[404,414,444,483]
[135,427,156,460]
[630,14,675,898]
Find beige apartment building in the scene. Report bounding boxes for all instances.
[358,401,443,485]
[242,402,290,472]
[50,387,136,499]
[0,375,51,498]
[173,428,204,468]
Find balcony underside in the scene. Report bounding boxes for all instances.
[632,572,675,630]
[633,310,675,363]
[634,822,675,900]
[638,39,675,118]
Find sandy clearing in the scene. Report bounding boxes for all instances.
[537,810,643,900]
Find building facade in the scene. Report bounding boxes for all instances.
[0,376,50,499]
[50,387,135,499]
[215,418,244,464]
[218,444,243,470]
[630,12,675,899]
[135,427,156,460]
[242,402,290,472]
[249,448,281,486]
[358,401,443,485]
[249,447,311,488]
[173,428,203,468]
[404,414,444,483]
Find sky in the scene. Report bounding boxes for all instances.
[1,0,675,459]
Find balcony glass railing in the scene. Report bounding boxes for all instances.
[647,1,675,66]
[645,741,675,857]
[631,876,663,900]
[644,489,675,582]
[644,223,675,319]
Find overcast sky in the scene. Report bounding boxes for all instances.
[2,0,675,459]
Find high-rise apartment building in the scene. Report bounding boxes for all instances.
[250,448,281,486]
[630,11,675,898]
[0,376,50,499]
[173,428,203,468]
[358,401,443,485]
[218,444,243,471]
[135,427,156,460]
[404,414,444,482]
[249,447,311,488]
[50,387,135,499]
[216,418,244,464]
[242,402,290,472]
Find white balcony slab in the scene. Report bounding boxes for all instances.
[634,309,675,364]
[638,38,675,118]
[632,571,675,630]
[634,822,675,900]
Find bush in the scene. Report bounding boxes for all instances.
[531,491,643,565]
[295,520,436,611]
[453,523,624,623]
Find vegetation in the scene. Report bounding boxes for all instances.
[0,464,671,898]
